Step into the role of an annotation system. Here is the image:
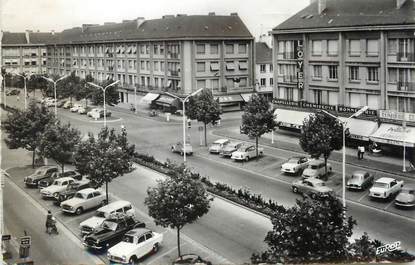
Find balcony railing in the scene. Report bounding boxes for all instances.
[397,81,415,92]
[397,52,415,62]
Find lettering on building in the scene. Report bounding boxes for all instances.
[295,40,304,97]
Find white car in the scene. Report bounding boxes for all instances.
[60,188,106,215]
[208,139,230,154]
[107,228,163,264]
[231,144,263,161]
[302,159,332,179]
[281,156,310,175]
[70,104,83,112]
[87,108,100,117]
[369,177,404,200]
[45,98,56,107]
[40,177,76,198]
[80,200,135,235]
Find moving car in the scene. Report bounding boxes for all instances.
[291,177,334,199]
[281,156,310,175]
[60,188,106,215]
[171,142,193,156]
[80,200,135,235]
[208,139,230,154]
[231,144,263,161]
[40,177,76,198]
[107,228,163,264]
[302,159,332,179]
[70,104,83,112]
[63,101,73,109]
[173,254,212,265]
[369,177,404,200]
[78,106,91,115]
[395,185,415,208]
[24,166,59,187]
[83,214,145,250]
[53,179,91,205]
[38,170,82,189]
[219,142,242,157]
[346,170,374,190]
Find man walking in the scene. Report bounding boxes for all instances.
[358,145,365,160]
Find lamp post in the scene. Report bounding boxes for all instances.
[166,88,204,162]
[87,80,120,127]
[42,75,69,116]
[321,105,368,210]
[13,73,33,110]
[2,73,7,108]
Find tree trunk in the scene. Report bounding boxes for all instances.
[105,181,109,205]
[177,227,181,258]
[61,163,65,173]
[204,122,207,147]
[256,136,259,161]
[324,155,328,174]
[32,150,36,168]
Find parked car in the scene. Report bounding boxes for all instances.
[24,166,59,187]
[219,142,242,157]
[62,101,73,109]
[6,89,20,96]
[70,104,83,112]
[369,177,404,200]
[38,170,82,189]
[60,188,106,215]
[53,179,91,205]
[208,139,230,154]
[291,177,334,199]
[231,144,263,161]
[45,98,56,107]
[80,200,135,235]
[395,185,415,208]
[87,108,99,117]
[88,108,112,119]
[107,228,163,264]
[302,159,332,179]
[281,156,310,175]
[78,106,91,115]
[346,170,374,190]
[173,254,212,265]
[40,177,76,198]
[171,142,193,156]
[40,97,53,104]
[56,99,68,108]
[82,214,146,250]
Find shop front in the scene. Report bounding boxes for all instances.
[274,108,313,130]
[215,94,244,112]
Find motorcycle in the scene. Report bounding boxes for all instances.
[130,104,136,112]
[46,217,59,235]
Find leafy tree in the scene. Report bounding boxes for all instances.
[90,79,119,106]
[38,121,81,172]
[27,74,48,97]
[240,94,277,159]
[58,71,82,102]
[187,89,221,146]
[145,162,212,257]
[77,74,94,107]
[73,127,135,203]
[3,100,55,168]
[299,112,343,174]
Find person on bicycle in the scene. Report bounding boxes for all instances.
[46,210,53,229]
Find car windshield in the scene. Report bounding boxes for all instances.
[102,221,117,231]
[315,182,326,187]
[373,182,388,189]
[211,143,220,147]
[95,211,106,218]
[352,175,363,180]
[310,165,319,169]
[34,169,45,175]
[122,235,135,243]
[68,183,78,189]
[287,158,299,163]
[52,180,60,185]
[74,193,85,199]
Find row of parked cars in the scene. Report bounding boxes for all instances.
[207,138,264,161]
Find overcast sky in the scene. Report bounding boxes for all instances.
[1,0,308,41]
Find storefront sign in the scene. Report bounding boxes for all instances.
[338,106,377,116]
[379,110,415,123]
[295,40,304,98]
[300,101,336,111]
[271,98,300,107]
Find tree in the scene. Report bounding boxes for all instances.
[145,162,212,257]
[299,112,343,174]
[90,79,119,106]
[38,121,81,172]
[58,71,82,102]
[240,94,277,159]
[27,74,49,97]
[73,127,135,203]
[187,89,221,146]
[77,74,94,107]
[3,100,55,168]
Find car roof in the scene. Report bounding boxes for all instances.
[78,188,98,194]
[375,177,396,183]
[98,200,131,212]
[289,156,306,160]
[126,228,151,236]
[214,139,229,144]
[352,170,368,177]
[37,165,58,170]
[308,159,325,165]
[305,177,324,184]
[55,177,74,182]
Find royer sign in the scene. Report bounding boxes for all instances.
[295,40,304,99]
[379,110,415,123]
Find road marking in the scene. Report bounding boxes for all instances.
[384,199,396,211]
[358,192,369,202]
[146,245,180,265]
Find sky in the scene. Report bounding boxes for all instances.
[1,0,309,42]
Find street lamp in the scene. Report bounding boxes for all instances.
[42,75,69,116]
[321,105,369,210]
[166,88,204,162]
[87,80,120,127]
[13,72,33,110]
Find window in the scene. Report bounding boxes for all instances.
[146,61,149,70]
[197,79,206,89]
[270,65,273,72]
[153,45,159,55]
[239,61,248,70]
[270,78,273,86]
[313,65,322,79]
[312,40,322,55]
[196,62,206,72]
[388,68,397,83]
[314,90,323,104]
[367,39,379,56]
[328,65,338,80]
[210,44,219,54]
[140,45,145,54]
[196,44,206,54]
[239,78,247,87]
[160,62,165,71]
[349,66,359,81]
[211,79,219,91]
[210,62,219,71]
[159,45,164,54]
[327,40,338,55]
[32,61,37,66]
[145,233,153,240]
[145,45,150,54]
[226,78,234,88]
[226,61,235,71]
[349,40,360,56]
[154,61,159,71]
[260,64,266,73]
[238,44,247,54]
[367,67,379,82]
[225,44,234,54]
[278,41,284,53]
[260,78,266,86]
[140,61,145,70]
[137,236,145,244]
[388,39,397,54]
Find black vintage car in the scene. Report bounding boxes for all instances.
[53,180,91,205]
[38,170,82,189]
[83,215,145,250]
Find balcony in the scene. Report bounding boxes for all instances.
[168,70,180,77]
[282,75,297,83]
[167,52,180,59]
[397,52,415,62]
[397,81,415,92]
[283,52,295,60]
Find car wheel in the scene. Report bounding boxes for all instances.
[129,256,138,265]
[245,156,249,162]
[75,207,83,215]
[259,151,263,156]
[292,186,299,193]
[53,192,58,198]
[311,193,317,199]
[153,243,159,253]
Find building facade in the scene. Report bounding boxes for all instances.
[255,42,273,100]
[272,0,415,114]
[45,14,255,109]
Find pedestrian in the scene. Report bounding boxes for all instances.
[357,146,361,159]
[358,145,365,160]
[16,95,20,102]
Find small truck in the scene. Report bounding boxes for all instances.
[369,177,404,200]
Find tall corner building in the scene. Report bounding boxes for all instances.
[271,0,415,114]
[45,14,255,110]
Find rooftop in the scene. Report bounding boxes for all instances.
[2,31,56,45]
[255,42,272,64]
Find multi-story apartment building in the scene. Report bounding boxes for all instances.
[272,0,415,114]
[255,42,273,100]
[46,14,255,110]
[1,30,54,74]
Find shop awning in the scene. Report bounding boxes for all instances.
[140,93,160,104]
[215,95,244,104]
[155,95,176,107]
[274,109,313,129]
[370,124,415,147]
[240,93,253,102]
[339,117,379,141]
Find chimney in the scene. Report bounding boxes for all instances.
[136,17,145,29]
[208,12,216,16]
[230,12,238,16]
[396,0,407,8]
[318,0,327,14]
[25,30,30,44]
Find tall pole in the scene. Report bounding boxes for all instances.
[403,119,406,172]
[54,82,57,116]
[182,100,186,162]
[23,78,27,110]
[3,77,6,108]
[342,124,346,209]
[103,87,107,127]
[134,86,137,114]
